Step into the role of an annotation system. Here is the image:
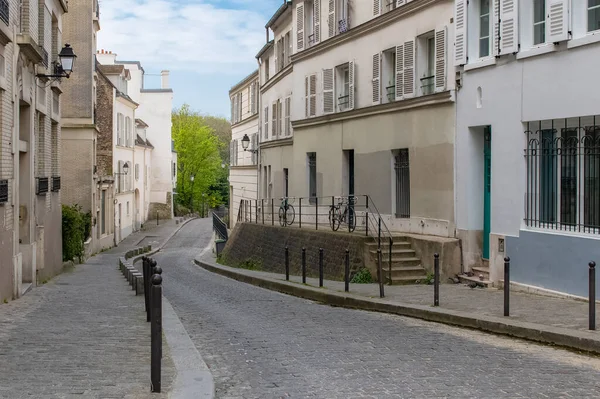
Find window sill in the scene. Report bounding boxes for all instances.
[516,44,556,60]
[567,32,600,49]
[464,57,496,72]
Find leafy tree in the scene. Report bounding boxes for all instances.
[172,105,223,213]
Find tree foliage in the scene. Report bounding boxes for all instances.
[172,105,230,212]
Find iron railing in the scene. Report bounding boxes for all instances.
[213,212,228,240]
[51,176,61,192]
[0,179,7,203]
[339,19,348,33]
[394,149,410,218]
[525,117,600,234]
[0,0,9,25]
[337,94,349,110]
[386,85,395,102]
[40,46,49,68]
[36,177,49,195]
[420,75,434,95]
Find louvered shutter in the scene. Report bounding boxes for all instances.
[434,27,447,92]
[277,100,283,137]
[264,106,269,139]
[328,0,335,38]
[250,83,255,114]
[396,0,405,7]
[403,40,415,98]
[118,161,123,193]
[305,76,309,118]
[234,140,238,166]
[546,0,569,43]
[395,45,404,101]
[274,41,279,73]
[285,97,291,136]
[323,68,334,114]
[296,3,305,51]
[454,0,467,66]
[272,102,277,137]
[372,53,381,105]
[500,0,518,54]
[373,0,381,16]
[251,134,257,164]
[348,61,355,111]
[493,0,500,56]
[314,0,321,43]
[309,74,317,117]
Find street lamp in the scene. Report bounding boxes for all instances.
[189,174,195,213]
[114,162,130,176]
[241,134,257,154]
[36,44,77,79]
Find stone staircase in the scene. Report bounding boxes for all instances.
[365,237,427,285]
[458,260,491,287]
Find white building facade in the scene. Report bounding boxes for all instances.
[454,0,600,296]
[229,70,259,228]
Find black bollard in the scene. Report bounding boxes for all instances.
[285,246,289,281]
[319,248,324,287]
[150,274,162,393]
[377,249,384,298]
[434,253,440,307]
[156,211,159,226]
[504,257,510,317]
[302,247,306,284]
[344,249,350,292]
[142,257,150,319]
[590,261,596,331]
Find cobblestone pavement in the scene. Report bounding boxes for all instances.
[158,218,600,399]
[0,221,179,399]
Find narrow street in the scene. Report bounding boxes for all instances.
[156,218,600,399]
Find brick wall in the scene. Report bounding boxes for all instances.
[221,223,367,281]
[96,72,114,177]
[1,40,15,229]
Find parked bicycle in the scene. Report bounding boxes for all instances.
[278,197,295,227]
[329,196,357,232]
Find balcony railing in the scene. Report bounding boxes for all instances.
[386,85,395,102]
[337,94,349,110]
[51,176,61,192]
[420,75,434,96]
[0,0,9,25]
[339,19,348,34]
[36,177,49,195]
[0,179,8,203]
[40,46,49,68]
[308,33,316,46]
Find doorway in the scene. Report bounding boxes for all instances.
[483,126,492,260]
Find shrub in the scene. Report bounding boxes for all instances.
[62,205,87,262]
[351,268,373,284]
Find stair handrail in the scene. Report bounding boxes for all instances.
[364,195,393,245]
[213,212,228,240]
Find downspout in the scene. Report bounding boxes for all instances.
[12,33,21,295]
[256,57,262,208]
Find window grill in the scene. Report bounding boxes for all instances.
[394,149,410,218]
[37,177,49,195]
[0,179,8,203]
[0,0,9,25]
[525,117,600,234]
[51,176,61,192]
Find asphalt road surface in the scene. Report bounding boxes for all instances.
[156,218,600,399]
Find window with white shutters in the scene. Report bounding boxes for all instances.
[297,3,305,51]
[454,0,467,66]
[434,27,447,92]
[323,68,334,114]
[403,40,415,98]
[499,0,518,54]
[372,53,381,105]
[314,0,321,43]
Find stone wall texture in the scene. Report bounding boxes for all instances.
[221,223,368,281]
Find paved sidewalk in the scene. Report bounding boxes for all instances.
[198,253,600,354]
[0,219,186,399]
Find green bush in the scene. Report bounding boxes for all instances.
[62,205,88,262]
[238,258,262,271]
[351,268,373,284]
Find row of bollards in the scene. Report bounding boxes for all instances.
[142,256,163,393]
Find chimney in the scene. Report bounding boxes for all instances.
[161,70,170,89]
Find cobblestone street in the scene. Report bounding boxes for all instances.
[158,219,600,399]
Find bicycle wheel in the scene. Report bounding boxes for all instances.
[285,205,295,226]
[348,207,357,232]
[278,206,286,227]
[329,207,340,231]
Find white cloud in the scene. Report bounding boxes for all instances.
[97,0,274,75]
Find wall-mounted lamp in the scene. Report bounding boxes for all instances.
[36,44,77,80]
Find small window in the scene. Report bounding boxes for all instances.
[479,0,491,58]
[307,152,317,203]
[590,0,600,32]
[533,0,546,44]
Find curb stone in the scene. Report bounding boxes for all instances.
[195,258,600,356]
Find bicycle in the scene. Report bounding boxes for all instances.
[278,197,295,227]
[329,196,357,232]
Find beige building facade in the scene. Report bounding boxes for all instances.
[229,70,259,228]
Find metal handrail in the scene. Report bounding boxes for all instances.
[213,213,228,240]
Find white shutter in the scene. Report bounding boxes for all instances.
[500,0,518,54]
[274,41,278,73]
[328,0,335,38]
[250,83,255,114]
[323,68,334,114]
[348,61,355,111]
[314,0,321,43]
[454,0,467,66]
[396,0,405,7]
[493,0,500,56]
[305,76,309,118]
[277,100,283,137]
[231,97,234,123]
[251,134,257,164]
[234,140,238,166]
[546,0,569,43]
[403,40,415,98]
[229,141,233,166]
[309,74,317,117]
[118,161,123,193]
[373,0,381,16]
[296,3,305,51]
[272,102,277,137]
[372,53,381,105]
[264,106,269,139]
[285,97,291,136]
[395,45,404,101]
[434,27,447,92]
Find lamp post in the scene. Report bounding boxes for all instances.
[189,175,195,213]
[36,44,78,79]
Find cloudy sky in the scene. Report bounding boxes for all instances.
[97,0,282,118]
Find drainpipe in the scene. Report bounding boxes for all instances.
[12,37,21,298]
[256,57,262,205]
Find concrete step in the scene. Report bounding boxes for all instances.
[369,248,416,258]
[381,265,428,278]
[472,266,490,280]
[365,241,411,249]
[458,273,492,288]
[385,274,429,285]
[380,257,422,267]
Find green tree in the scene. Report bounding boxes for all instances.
[172,105,223,214]
[202,115,231,164]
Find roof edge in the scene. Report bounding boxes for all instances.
[229,69,259,94]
